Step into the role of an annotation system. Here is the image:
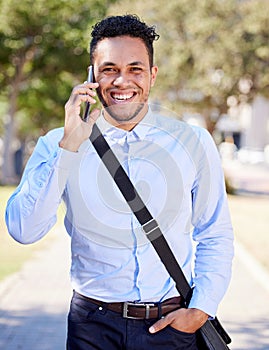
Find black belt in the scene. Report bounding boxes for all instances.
[76,292,182,320]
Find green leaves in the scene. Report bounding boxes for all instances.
[0,0,114,136]
[111,0,269,129]
[0,0,117,183]
[1,0,269,138]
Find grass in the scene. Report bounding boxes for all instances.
[0,186,64,282]
[1,186,269,283]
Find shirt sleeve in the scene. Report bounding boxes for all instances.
[188,127,234,317]
[5,128,78,244]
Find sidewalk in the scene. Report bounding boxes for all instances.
[1,229,269,349]
[218,240,269,349]
[0,228,72,350]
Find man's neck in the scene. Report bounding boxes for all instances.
[103,105,149,131]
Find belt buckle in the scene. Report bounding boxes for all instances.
[123,302,155,319]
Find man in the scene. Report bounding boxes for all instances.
[6,15,233,350]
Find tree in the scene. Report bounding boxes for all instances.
[110,0,269,133]
[0,0,116,184]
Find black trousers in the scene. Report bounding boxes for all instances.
[67,291,198,350]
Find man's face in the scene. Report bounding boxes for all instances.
[92,35,158,129]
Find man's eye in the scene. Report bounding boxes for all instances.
[130,67,142,72]
[103,67,116,73]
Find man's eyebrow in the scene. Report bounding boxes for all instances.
[99,61,146,68]
[128,61,146,67]
[99,62,116,67]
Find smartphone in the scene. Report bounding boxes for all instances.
[83,65,94,122]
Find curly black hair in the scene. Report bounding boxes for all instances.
[90,15,159,67]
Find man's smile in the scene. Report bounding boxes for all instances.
[110,91,137,103]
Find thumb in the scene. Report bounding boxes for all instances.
[149,316,170,334]
[87,108,101,126]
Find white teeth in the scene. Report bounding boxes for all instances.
[112,93,133,100]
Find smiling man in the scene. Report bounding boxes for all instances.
[6,15,234,350]
[93,36,157,127]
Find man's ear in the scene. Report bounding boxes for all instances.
[150,65,158,87]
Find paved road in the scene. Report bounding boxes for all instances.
[0,228,269,349]
[218,240,269,350]
[0,228,72,350]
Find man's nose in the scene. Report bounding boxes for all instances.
[112,72,130,87]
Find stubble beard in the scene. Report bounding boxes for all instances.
[97,89,148,125]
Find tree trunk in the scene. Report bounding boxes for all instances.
[1,89,18,185]
[1,54,26,185]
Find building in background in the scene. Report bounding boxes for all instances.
[216,95,269,164]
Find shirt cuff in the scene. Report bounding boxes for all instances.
[56,147,81,170]
[188,288,218,318]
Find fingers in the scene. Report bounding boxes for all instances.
[61,82,101,152]
[77,82,99,94]
[149,315,170,334]
[149,308,209,334]
[68,82,99,106]
[60,108,101,152]
[87,108,101,126]
[73,83,99,104]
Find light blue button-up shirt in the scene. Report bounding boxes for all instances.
[5,109,233,317]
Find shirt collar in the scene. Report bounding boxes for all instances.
[96,107,156,142]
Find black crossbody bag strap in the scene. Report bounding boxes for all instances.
[89,124,231,350]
